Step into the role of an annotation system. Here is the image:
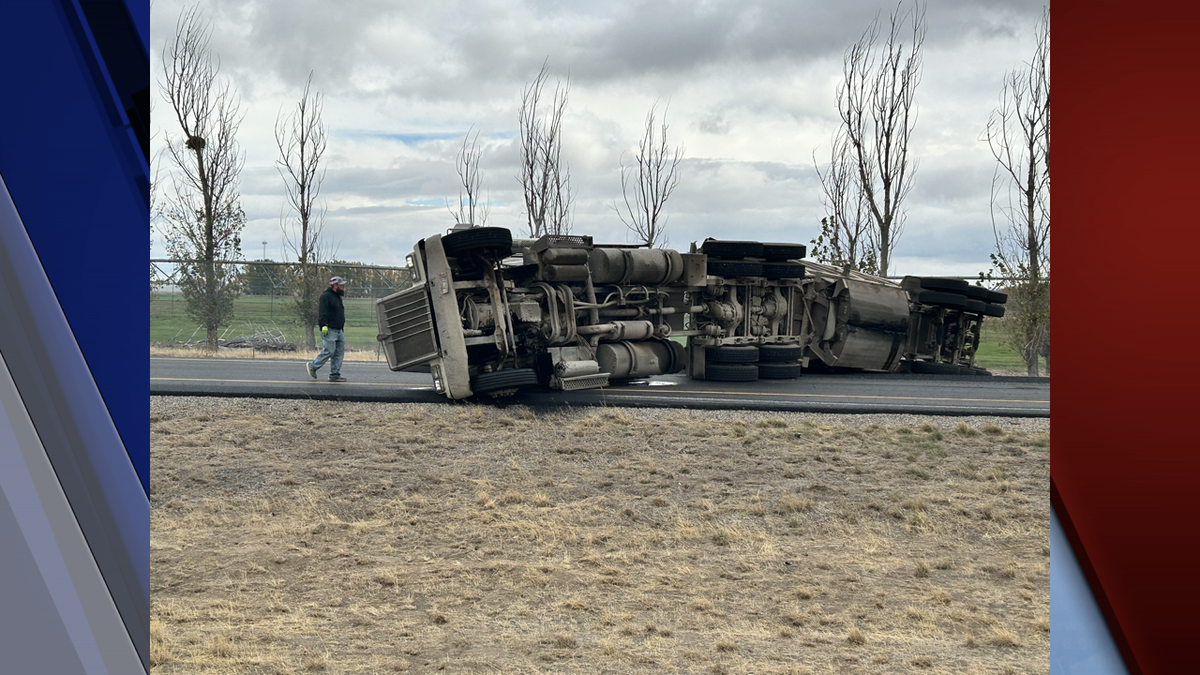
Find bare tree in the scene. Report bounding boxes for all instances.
[159,4,245,351]
[450,127,490,227]
[518,60,573,237]
[812,128,876,273]
[830,0,925,277]
[983,9,1050,376]
[275,71,330,349]
[616,103,683,248]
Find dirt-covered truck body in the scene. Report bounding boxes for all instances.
[375,227,1006,399]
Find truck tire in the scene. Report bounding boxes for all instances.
[706,345,760,364]
[707,260,763,277]
[757,362,802,379]
[918,277,970,293]
[965,299,988,314]
[471,368,539,395]
[916,290,968,309]
[761,243,807,261]
[759,344,804,362]
[705,363,759,382]
[762,262,805,279]
[442,227,513,260]
[965,285,989,300]
[700,239,764,260]
[985,289,1008,305]
[983,303,1006,318]
[910,361,969,375]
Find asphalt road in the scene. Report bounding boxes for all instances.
[151,357,1050,417]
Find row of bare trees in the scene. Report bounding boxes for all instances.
[813,2,1049,375]
[814,1,925,277]
[455,61,684,248]
[157,5,332,350]
[160,5,684,355]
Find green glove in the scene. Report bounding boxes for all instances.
[321,326,329,336]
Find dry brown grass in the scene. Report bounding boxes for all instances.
[151,398,1049,674]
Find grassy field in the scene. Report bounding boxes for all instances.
[151,294,1045,374]
[151,293,384,352]
[150,398,1049,674]
[974,322,1047,374]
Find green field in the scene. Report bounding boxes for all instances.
[975,320,1048,373]
[150,293,384,352]
[152,293,1044,373]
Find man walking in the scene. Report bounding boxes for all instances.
[307,276,348,382]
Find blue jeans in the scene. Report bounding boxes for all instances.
[309,328,344,377]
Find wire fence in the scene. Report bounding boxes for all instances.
[150,260,415,356]
[149,259,415,299]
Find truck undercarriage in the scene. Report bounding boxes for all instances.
[375,227,1007,400]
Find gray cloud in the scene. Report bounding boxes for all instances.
[151,0,1048,273]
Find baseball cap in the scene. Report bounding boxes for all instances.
[329,276,345,285]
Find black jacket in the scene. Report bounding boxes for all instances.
[318,287,345,330]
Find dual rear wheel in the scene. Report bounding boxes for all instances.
[704,343,803,381]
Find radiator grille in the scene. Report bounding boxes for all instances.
[375,285,439,371]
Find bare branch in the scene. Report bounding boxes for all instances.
[275,71,331,349]
[452,126,489,227]
[813,127,874,272]
[616,102,684,248]
[518,59,573,237]
[832,0,925,276]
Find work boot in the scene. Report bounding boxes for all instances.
[329,374,347,382]
[307,363,317,379]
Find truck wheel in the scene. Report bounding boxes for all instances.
[761,243,807,261]
[910,361,969,375]
[757,362,802,379]
[918,277,970,293]
[471,368,539,396]
[759,344,804,362]
[965,299,988,314]
[442,227,513,260]
[700,239,764,260]
[762,262,806,279]
[705,363,759,382]
[916,290,968,309]
[965,285,990,300]
[706,346,760,363]
[707,260,763,277]
[983,303,1006,318]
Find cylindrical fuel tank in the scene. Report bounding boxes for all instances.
[832,325,907,371]
[801,277,911,372]
[844,281,911,333]
[588,248,684,285]
[595,339,686,379]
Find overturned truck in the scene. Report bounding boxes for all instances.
[375,227,1007,400]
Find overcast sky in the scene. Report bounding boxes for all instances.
[150,0,1047,276]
